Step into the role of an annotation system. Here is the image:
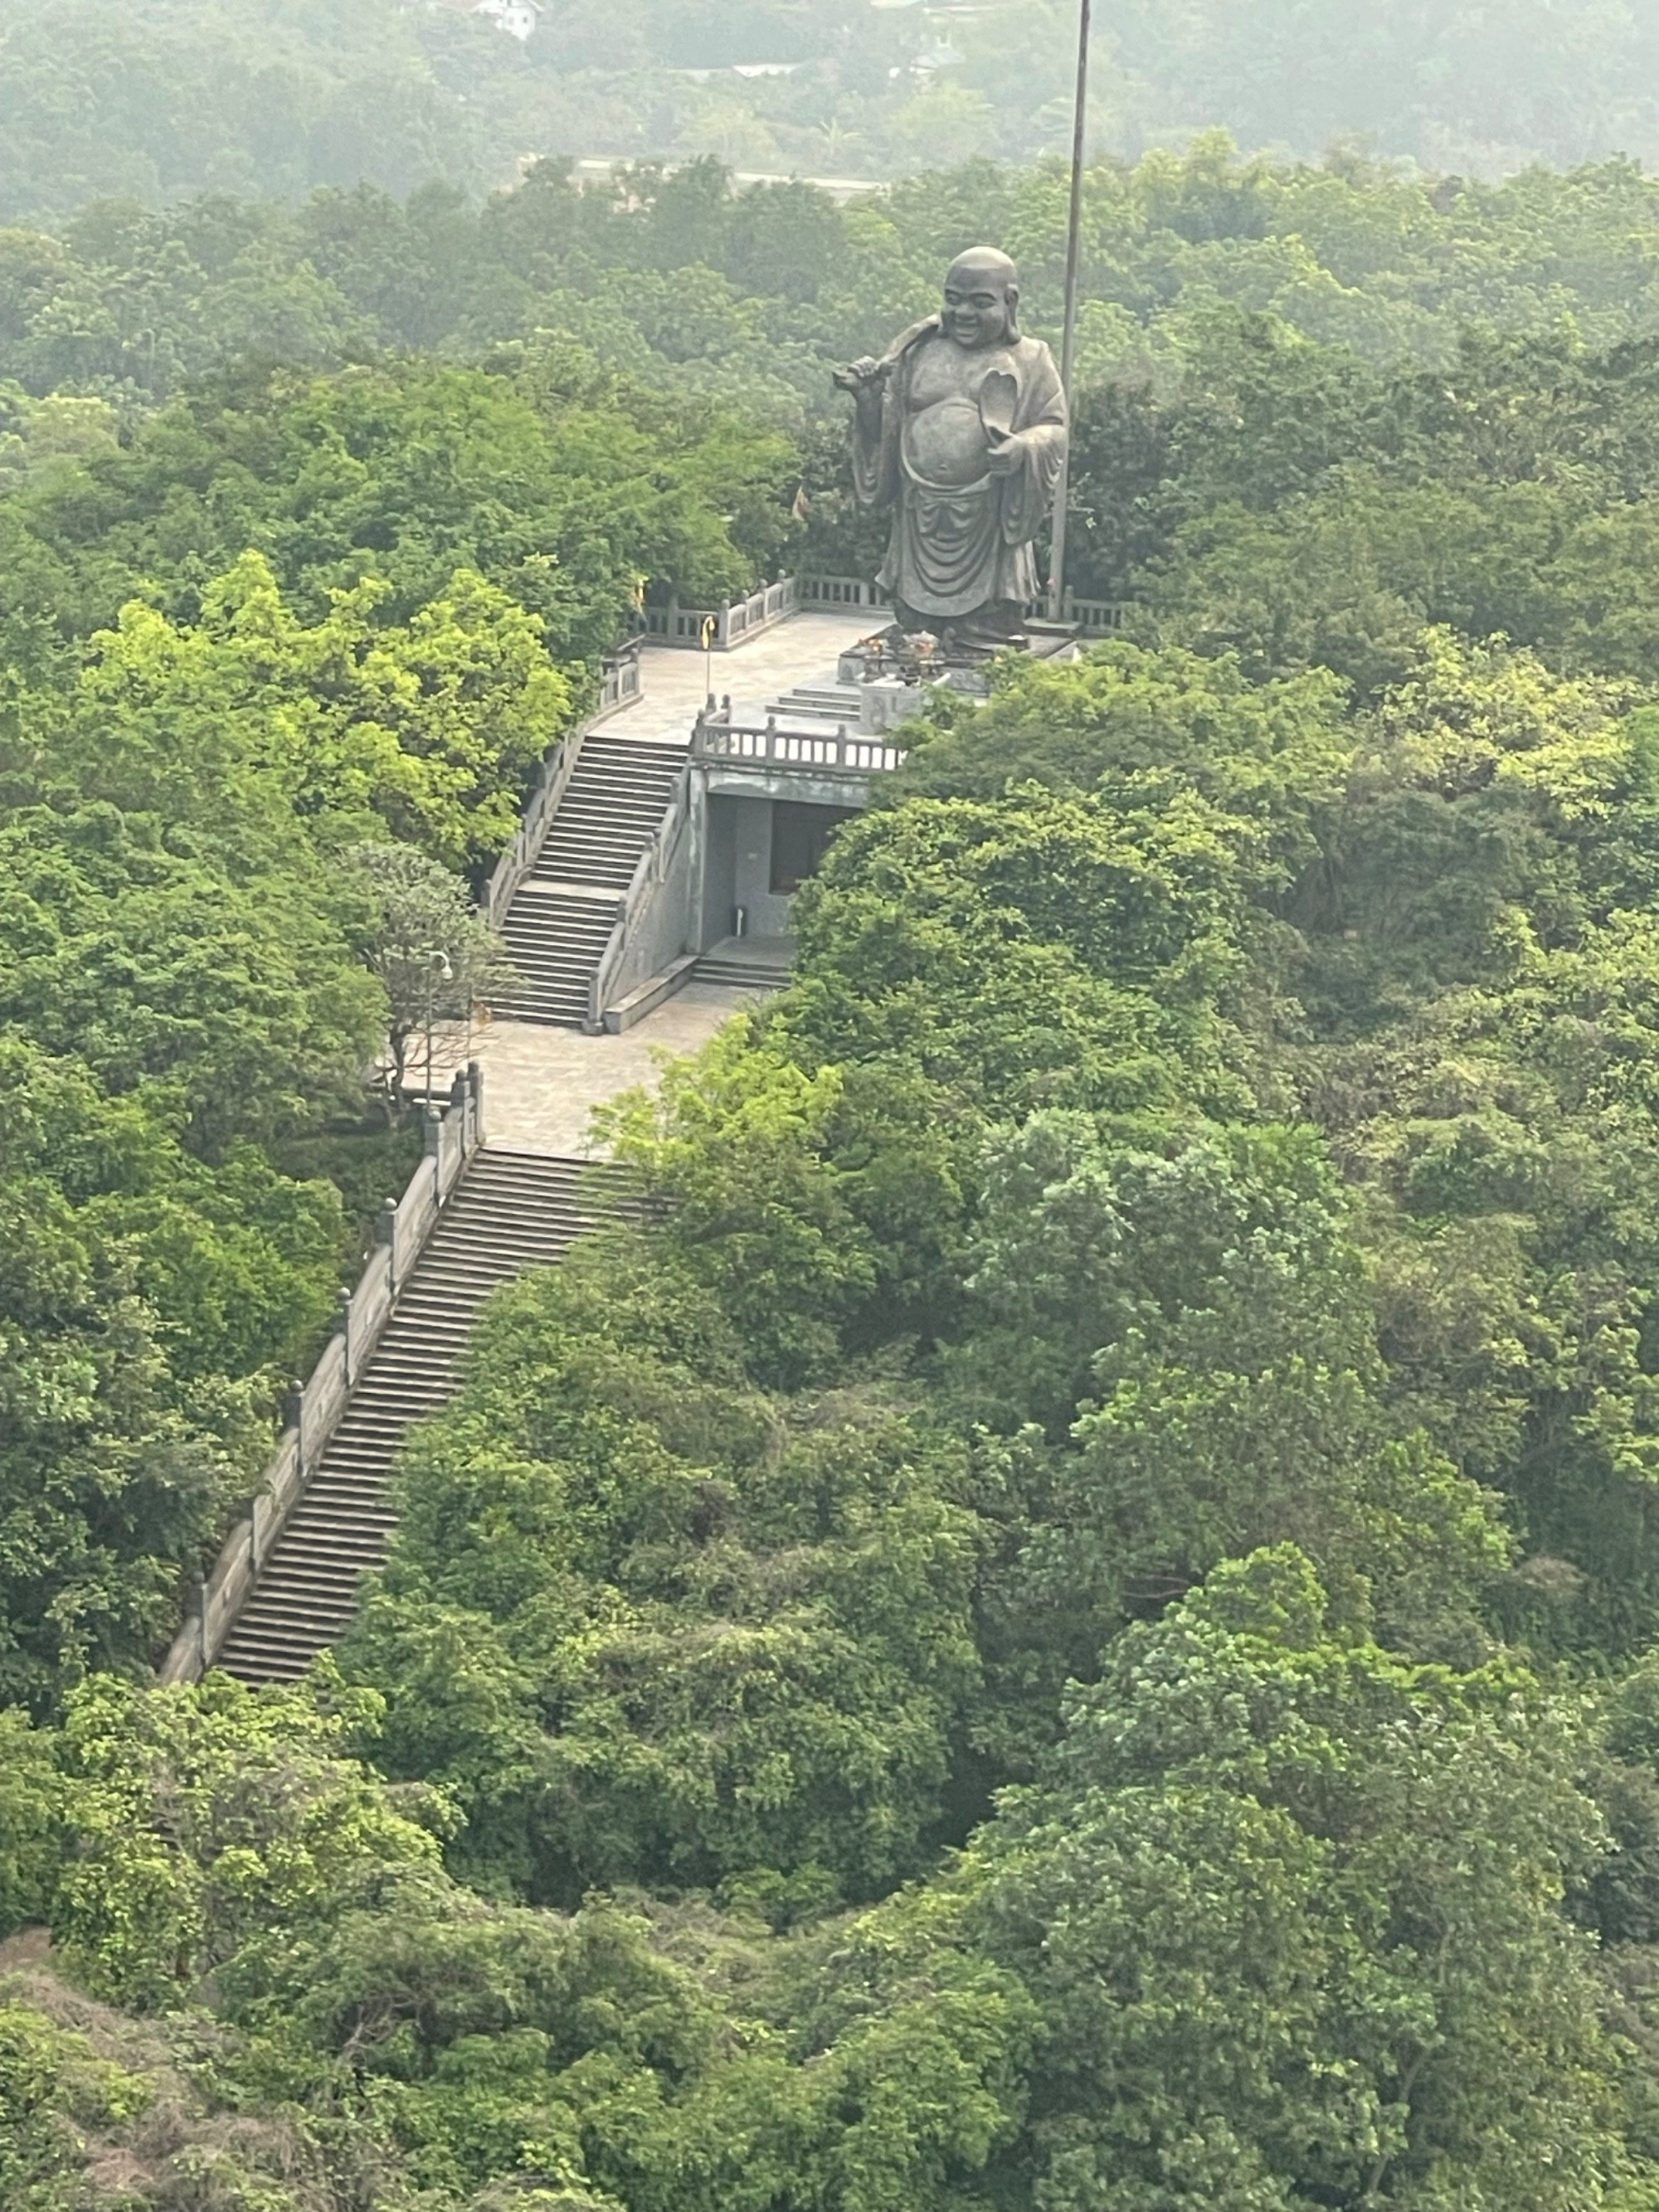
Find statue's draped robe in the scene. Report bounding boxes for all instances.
[851,320,1068,621]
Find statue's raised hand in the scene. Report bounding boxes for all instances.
[833,356,888,396]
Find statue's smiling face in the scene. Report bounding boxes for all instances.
[943,252,1017,348]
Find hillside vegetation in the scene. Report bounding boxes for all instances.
[5,0,1659,197]
[14,147,1659,2208]
[15,145,1659,417]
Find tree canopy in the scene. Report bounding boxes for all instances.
[16,114,1659,2212]
[5,0,1659,203]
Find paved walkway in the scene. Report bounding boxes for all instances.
[435,982,763,1156]
[441,611,875,1154]
[604,612,873,742]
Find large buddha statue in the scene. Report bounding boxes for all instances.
[834,246,1068,647]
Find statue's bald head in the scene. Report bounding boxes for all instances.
[942,246,1019,348]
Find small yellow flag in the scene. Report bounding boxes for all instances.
[700,614,719,650]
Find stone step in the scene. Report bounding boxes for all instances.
[499,733,684,1022]
[766,685,862,719]
[215,1150,603,1683]
[693,955,794,990]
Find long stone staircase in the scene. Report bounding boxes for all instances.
[217,1150,611,1683]
[190,618,884,1687]
[495,734,688,1026]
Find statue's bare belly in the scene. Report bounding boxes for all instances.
[903,395,990,489]
[902,338,1009,490]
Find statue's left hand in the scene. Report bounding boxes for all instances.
[985,425,1021,477]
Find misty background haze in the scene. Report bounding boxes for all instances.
[3,0,1658,219]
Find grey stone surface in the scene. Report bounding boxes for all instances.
[423,615,875,1157]
[429,987,749,1157]
[599,615,876,743]
[836,247,1068,645]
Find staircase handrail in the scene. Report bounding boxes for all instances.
[631,572,1127,648]
[482,725,590,929]
[586,763,693,1031]
[158,1061,487,1688]
[1058,591,1128,636]
[594,639,644,721]
[796,573,892,611]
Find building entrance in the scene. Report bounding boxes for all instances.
[770,801,862,894]
[702,793,863,945]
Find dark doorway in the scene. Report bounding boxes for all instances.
[770,801,860,894]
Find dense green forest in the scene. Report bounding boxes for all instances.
[20,143,1659,424]
[23,139,1659,2208]
[7,0,1659,198]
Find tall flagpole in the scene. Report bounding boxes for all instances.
[1047,0,1092,621]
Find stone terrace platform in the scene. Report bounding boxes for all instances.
[601,613,877,744]
[436,611,873,1152]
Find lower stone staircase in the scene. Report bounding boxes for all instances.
[216,1149,613,1683]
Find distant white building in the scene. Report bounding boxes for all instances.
[678,61,803,81]
[480,0,540,38]
[435,0,540,40]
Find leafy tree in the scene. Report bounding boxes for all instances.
[0,1706,58,1936]
[0,355,788,665]
[0,800,378,1154]
[779,778,1251,1126]
[347,1230,984,1903]
[895,637,1350,876]
[0,1997,154,2210]
[50,548,572,871]
[0,1039,341,1713]
[959,1548,1642,2211]
[51,1665,448,2013]
[596,1021,969,1382]
[353,841,520,1108]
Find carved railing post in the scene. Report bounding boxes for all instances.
[333,1284,353,1381]
[282,1376,304,1469]
[376,1196,397,1289]
[424,1103,443,1213]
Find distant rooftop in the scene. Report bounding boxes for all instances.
[565,157,887,206]
[433,0,541,36]
[676,62,805,82]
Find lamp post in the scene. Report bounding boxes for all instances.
[420,947,454,1108]
[1048,0,1092,622]
[700,611,718,708]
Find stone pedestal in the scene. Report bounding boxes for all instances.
[839,621,1082,733]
